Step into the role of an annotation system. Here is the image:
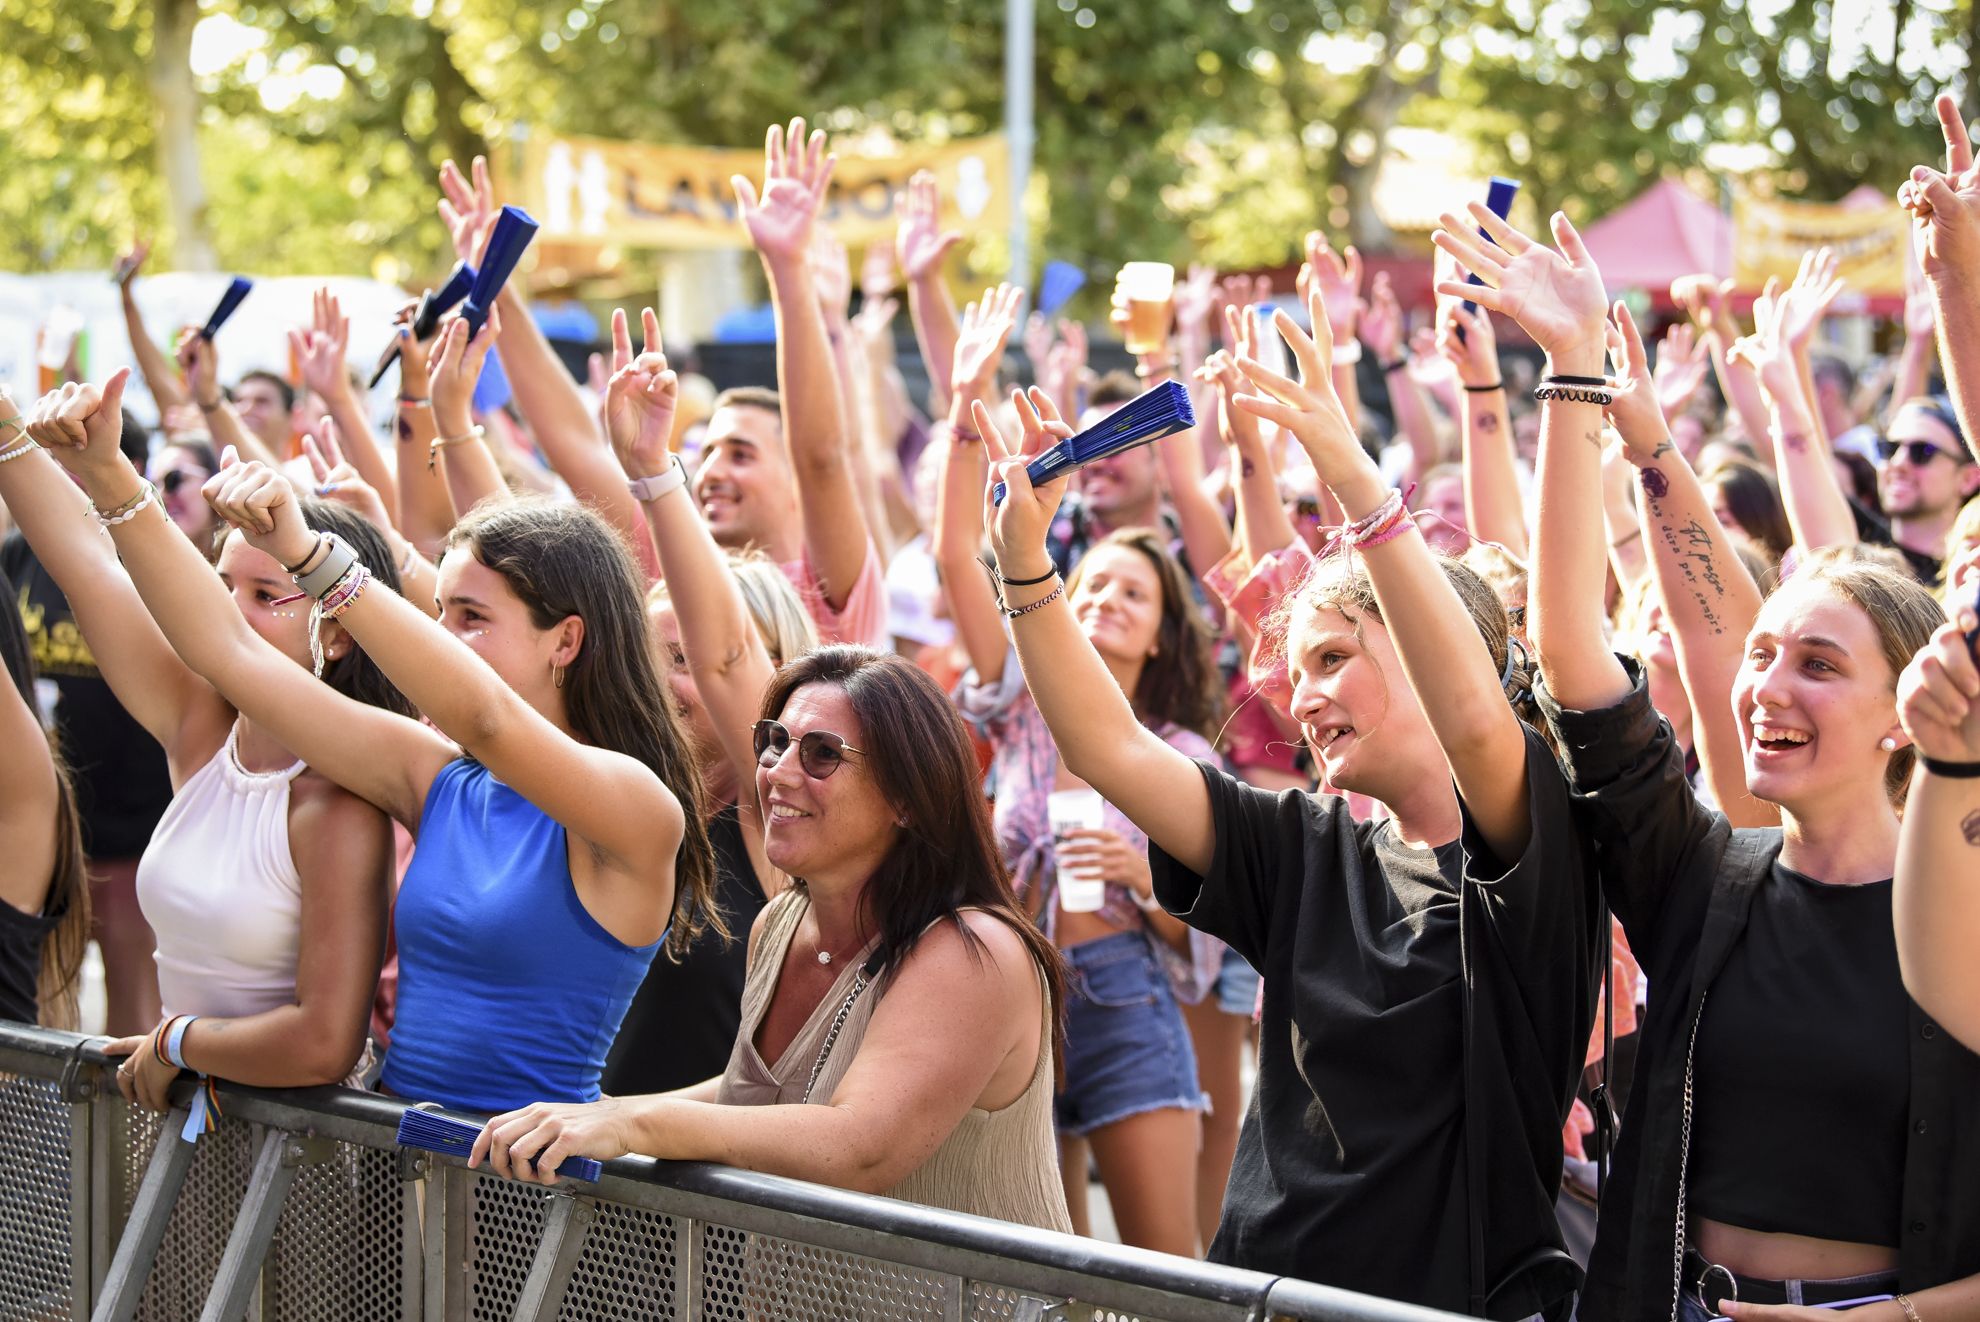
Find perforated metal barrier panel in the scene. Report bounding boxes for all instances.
[0,1024,1463,1322]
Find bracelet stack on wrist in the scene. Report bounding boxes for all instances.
[90,481,158,528]
[1533,373,1616,406]
[1341,488,1415,549]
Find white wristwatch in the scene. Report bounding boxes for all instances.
[627,455,688,503]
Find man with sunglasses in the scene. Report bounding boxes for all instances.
[1865,396,1980,585]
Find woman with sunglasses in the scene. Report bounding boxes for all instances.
[472,647,1074,1234]
[980,279,1603,1315]
[1437,200,1980,1322]
[1,374,411,1109]
[150,438,221,559]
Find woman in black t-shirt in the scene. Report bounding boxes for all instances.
[975,282,1604,1319]
[0,562,90,1027]
[1441,201,1980,1321]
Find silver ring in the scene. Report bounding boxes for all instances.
[1696,1263,1738,1313]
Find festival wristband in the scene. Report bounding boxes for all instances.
[165,1016,199,1071]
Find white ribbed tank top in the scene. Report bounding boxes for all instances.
[136,722,305,1019]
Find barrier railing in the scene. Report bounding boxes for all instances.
[0,1021,1460,1322]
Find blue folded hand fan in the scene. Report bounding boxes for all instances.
[1038,261,1087,318]
[396,1106,603,1183]
[370,261,476,388]
[199,277,254,340]
[992,379,1195,504]
[462,207,541,337]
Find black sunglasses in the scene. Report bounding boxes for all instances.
[1874,438,1963,467]
[159,468,207,494]
[753,719,865,780]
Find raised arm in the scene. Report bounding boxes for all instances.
[896,171,963,414]
[426,315,512,520]
[933,286,1028,688]
[1301,240,1367,440]
[1434,205,1634,714]
[1777,247,1845,452]
[1893,609,1980,1052]
[1672,275,1773,449]
[1904,93,1980,462]
[735,119,874,611]
[115,243,187,410]
[1362,273,1442,483]
[979,392,1216,875]
[291,287,398,517]
[1727,290,1859,553]
[605,307,775,803]
[0,382,211,757]
[0,589,61,919]
[300,426,440,619]
[1202,338,1299,565]
[1436,301,1527,559]
[1236,278,1534,862]
[1606,305,1774,827]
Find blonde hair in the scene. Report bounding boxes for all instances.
[646,550,819,667]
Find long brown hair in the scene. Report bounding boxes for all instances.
[1066,527,1223,741]
[449,500,719,958]
[0,569,90,1027]
[760,647,1065,1028]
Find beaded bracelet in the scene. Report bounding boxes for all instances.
[1003,582,1064,620]
[93,482,158,528]
[0,437,40,464]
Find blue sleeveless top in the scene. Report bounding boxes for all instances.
[382,758,662,1111]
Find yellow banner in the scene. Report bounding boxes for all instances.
[512,133,1008,251]
[1733,194,1910,296]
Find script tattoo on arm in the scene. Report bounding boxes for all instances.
[1641,471,1732,635]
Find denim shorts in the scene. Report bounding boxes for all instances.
[1054,931,1205,1137]
[1212,948,1262,1018]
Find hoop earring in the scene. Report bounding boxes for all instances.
[552,663,566,690]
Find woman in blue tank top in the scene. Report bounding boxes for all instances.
[164,318,715,1112]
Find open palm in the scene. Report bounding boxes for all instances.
[1433,204,1608,364]
[952,283,1023,397]
[735,119,834,263]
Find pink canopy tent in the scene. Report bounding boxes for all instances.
[1580,178,1733,304]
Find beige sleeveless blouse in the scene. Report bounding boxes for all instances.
[717,890,1072,1233]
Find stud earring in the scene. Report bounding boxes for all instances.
[1878,736,1898,752]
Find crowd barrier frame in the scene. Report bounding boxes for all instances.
[0,1021,1460,1322]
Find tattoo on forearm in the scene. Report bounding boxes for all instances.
[1650,440,1675,460]
[1644,508,1731,635]
[396,415,413,443]
[1241,458,1256,479]
[1780,432,1809,454]
[1640,468,1670,499]
[1583,429,1604,451]
[1963,809,1980,847]
[1475,409,1500,433]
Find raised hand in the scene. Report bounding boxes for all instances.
[895,170,962,281]
[1725,281,1798,391]
[1435,301,1499,388]
[176,324,219,406]
[1174,263,1219,338]
[1231,287,1366,489]
[303,420,395,534]
[290,286,352,400]
[1357,271,1404,360]
[1021,311,1056,378]
[1045,319,1088,409]
[438,156,500,267]
[604,307,678,478]
[1776,246,1845,352]
[851,294,899,352]
[201,449,315,564]
[1195,348,1264,453]
[811,226,853,322]
[1670,274,1735,337]
[1604,303,1674,461]
[113,239,151,288]
[1653,322,1710,420]
[24,370,133,477]
[975,386,1074,577]
[859,242,898,300]
[391,300,439,400]
[1896,616,1980,765]
[1212,273,1270,352]
[734,118,836,265]
[1299,232,1364,343]
[427,311,500,436]
[1433,204,1609,371]
[1898,94,1980,281]
[951,283,1024,399]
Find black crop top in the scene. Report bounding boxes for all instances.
[1689,865,1910,1247]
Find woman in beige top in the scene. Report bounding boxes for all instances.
[475,647,1073,1233]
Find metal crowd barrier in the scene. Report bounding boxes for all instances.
[0,1021,1459,1322]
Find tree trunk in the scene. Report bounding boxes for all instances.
[149,0,216,271]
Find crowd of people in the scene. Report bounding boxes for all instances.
[3,95,1980,1322]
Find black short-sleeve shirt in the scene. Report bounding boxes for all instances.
[1149,727,1600,1317]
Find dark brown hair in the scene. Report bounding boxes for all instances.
[759,647,1065,1028]
[0,569,90,1026]
[449,499,719,958]
[1066,527,1223,741]
[1702,459,1793,567]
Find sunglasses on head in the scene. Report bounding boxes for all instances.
[753,719,864,780]
[1874,438,1963,467]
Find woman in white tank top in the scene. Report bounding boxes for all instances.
[4,373,414,1110]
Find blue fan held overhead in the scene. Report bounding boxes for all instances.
[461,207,541,338]
[993,379,1195,504]
[199,277,254,340]
[1463,177,1521,321]
[370,261,476,389]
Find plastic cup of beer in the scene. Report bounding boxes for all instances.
[1048,788,1107,912]
[1117,262,1175,356]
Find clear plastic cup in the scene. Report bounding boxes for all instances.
[1117,262,1176,356]
[1048,788,1107,912]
